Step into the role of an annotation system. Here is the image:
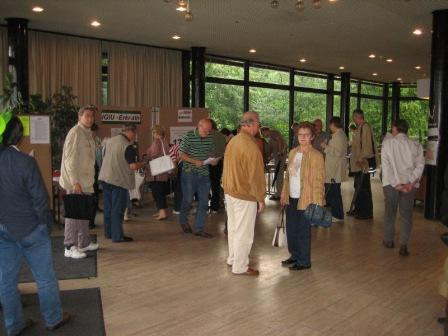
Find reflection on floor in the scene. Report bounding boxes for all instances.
[19,177,447,335]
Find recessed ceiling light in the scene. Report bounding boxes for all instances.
[397,77,402,81]
[299,58,307,63]
[415,66,421,70]
[32,6,44,12]
[369,54,376,59]
[90,20,101,27]
[413,28,422,36]
[249,49,256,53]
[372,73,378,76]
[386,58,393,63]
[172,35,181,40]
[339,66,345,70]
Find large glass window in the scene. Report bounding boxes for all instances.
[400,99,429,144]
[295,74,327,90]
[360,98,383,144]
[294,92,327,127]
[351,80,359,94]
[400,86,417,97]
[205,61,244,80]
[250,87,289,139]
[361,82,382,96]
[249,66,289,85]
[205,83,244,130]
[333,95,341,117]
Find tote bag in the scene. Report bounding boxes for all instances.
[272,209,287,247]
[149,139,175,176]
[63,194,96,220]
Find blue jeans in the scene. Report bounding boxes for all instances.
[102,182,127,241]
[0,224,62,335]
[180,171,211,232]
[286,198,311,266]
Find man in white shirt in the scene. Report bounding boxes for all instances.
[381,119,424,256]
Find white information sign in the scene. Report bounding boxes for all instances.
[170,126,196,144]
[30,116,50,144]
[178,109,193,123]
[101,110,141,124]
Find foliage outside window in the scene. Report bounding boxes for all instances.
[250,87,289,139]
[205,83,243,131]
[205,62,244,80]
[333,95,341,117]
[249,66,289,85]
[294,92,327,128]
[334,79,341,92]
[400,99,429,144]
[360,98,383,144]
[361,83,382,96]
[351,80,359,94]
[295,74,327,90]
[400,86,417,97]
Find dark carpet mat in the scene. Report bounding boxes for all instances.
[19,235,97,283]
[0,288,106,336]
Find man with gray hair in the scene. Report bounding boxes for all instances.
[99,123,145,242]
[60,105,99,259]
[223,111,266,276]
[381,119,424,256]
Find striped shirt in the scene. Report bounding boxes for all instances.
[180,130,215,176]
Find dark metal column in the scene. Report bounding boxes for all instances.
[382,83,389,135]
[191,47,206,108]
[289,69,295,147]
[6,18,29,108]
[243,62,249,112]
[391,81,400,122]
[425,9,448,220]
[326,74,334,132]
[340,72,351,135]
[181,50,191,107]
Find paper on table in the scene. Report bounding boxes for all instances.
[203,157,220,165]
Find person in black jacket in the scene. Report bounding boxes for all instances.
[0,115,70,334]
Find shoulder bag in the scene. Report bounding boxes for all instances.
[149,139,175,176]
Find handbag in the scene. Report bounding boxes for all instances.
[149,139,175,176]
[272,209,287,247]
[304,203,332,228]
[63,194,96,220]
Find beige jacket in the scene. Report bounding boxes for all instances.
[350,122,375,173]
[281,147,325,210]
[59,122,96,193]
[222,131,266,202]
[324,128,348,183]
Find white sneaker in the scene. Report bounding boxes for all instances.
[64,246,87,259]
[124,209,130,221]
[78,242,99,252]
[172,210,180,215]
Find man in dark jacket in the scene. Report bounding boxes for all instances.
[0,115,70,335]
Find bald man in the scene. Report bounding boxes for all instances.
[179,118,216,238]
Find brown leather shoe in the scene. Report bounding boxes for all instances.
[237,267,259,276]
[47,312,71,331]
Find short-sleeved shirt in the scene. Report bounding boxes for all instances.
[180,130,215,176]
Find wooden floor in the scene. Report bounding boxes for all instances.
[20,177,447,335]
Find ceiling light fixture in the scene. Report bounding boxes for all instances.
[295,0,305,11]
[372,73,378,76]
[176,0,187,12]
[90,20,101,27]
[312,0,321,9]
[249,49,257,53]
[413,28,422,35]
[299,58,307,63]
[274,0,324,12]
[386,58,393,62]
[369,54,376,58]
[271,0,280,8]
[397,77,402,81]
[172,35,181,40]
[339,66,345,70]
[415,66,421,70]
[32,6,44,12]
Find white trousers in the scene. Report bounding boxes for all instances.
[225,194,257,274]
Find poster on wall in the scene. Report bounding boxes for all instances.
[170,126,196,144]
[178,109,193,123]
[425,127,439,166]
[101,110,141,124]
[30,116,50,144]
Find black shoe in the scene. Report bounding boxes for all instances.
[281,257,296,266]
[269,195,280,201]
[399,245,409,256]
[355,215,373,220]
[113,236,134,243]
[382,240,394,249]
[346,210,355,216]
[437,316,447,324]
[194,231,213,239]
[289,263,311,271]
[47,312,71,331]
[17,319,35,335]
[180,224,193,234]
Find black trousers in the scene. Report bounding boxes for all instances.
[325,183,344,220]
[209,160,223,211]
[353,172,373,218]
[149,181,168,210]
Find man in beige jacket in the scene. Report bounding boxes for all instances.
[223,111,266,276]
[60,106,99,259]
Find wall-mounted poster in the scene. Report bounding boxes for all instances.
[102,110,141,124]
[30,116,50,144]
[178,109,192,123]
